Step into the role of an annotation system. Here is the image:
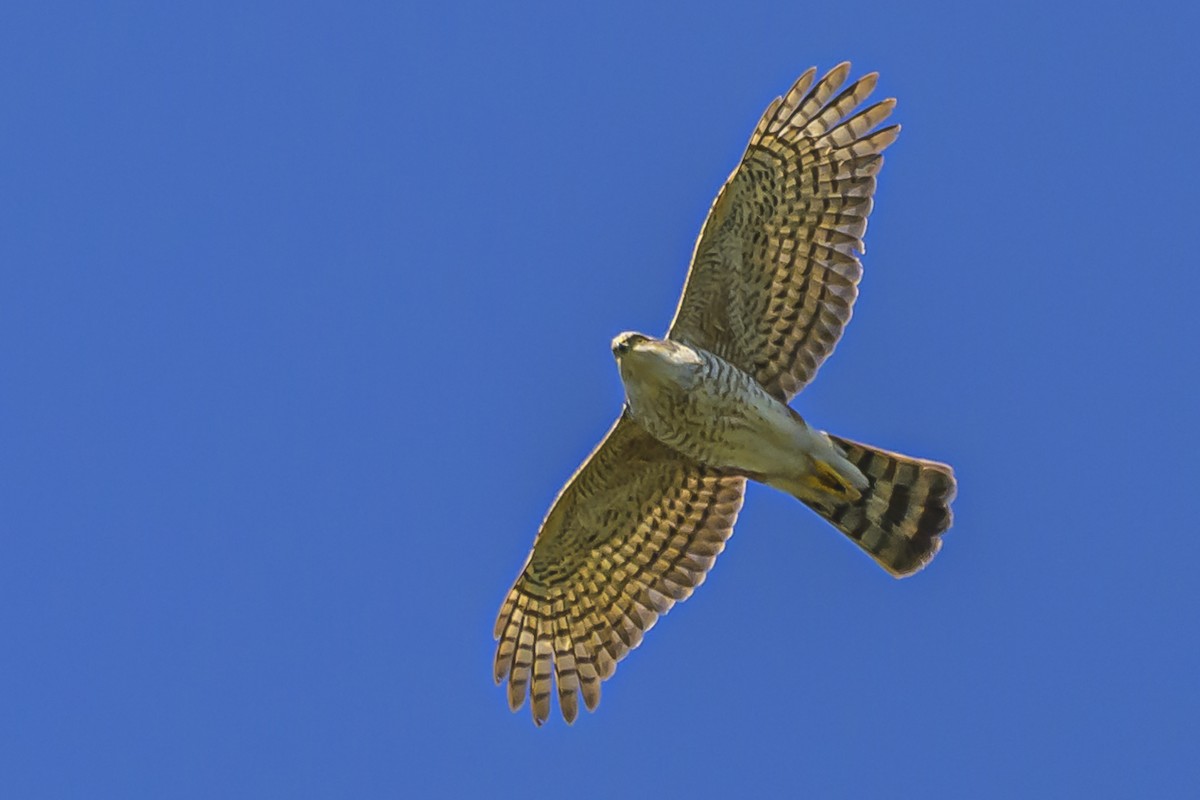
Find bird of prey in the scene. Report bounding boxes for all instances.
[494,63,956,726]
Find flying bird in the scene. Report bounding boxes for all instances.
[494,63,956,725]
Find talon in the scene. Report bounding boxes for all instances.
[804,460,863,501]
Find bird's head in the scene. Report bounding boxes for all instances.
[611,331,651,358]
[612,331,703,386]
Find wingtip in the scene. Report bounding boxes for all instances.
[561,698,579,725]
[795,65,818,85]
[581,679,601,712]
[507,678,527,712]
[872,124,902,151]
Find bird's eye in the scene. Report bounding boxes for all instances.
[617,341,629,354]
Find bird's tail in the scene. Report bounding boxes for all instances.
[801,435,957,577]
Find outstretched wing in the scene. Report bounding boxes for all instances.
[667,63,898,401]
[494,414,745,725]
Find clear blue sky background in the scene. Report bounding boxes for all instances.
[3,1,1198,797]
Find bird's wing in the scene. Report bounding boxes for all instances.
[494,414,745,725]
[667,63,898,401]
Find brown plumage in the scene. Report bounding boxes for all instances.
[494,416,744,724]
[806,436,956,576]
[495,63,956,726]
[668,62,895,400]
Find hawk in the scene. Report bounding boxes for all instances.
[494,63,956,725]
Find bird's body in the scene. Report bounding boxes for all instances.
[494,63,957,726]
[613,331,866,501]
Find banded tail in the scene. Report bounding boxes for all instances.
[804,435,957,577]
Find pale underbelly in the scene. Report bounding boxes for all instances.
[701,401,804,476]
[633,387,807,478]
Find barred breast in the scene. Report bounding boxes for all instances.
[619,342,815,478]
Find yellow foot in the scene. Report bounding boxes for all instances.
[801,459,863,502]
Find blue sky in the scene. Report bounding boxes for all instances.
[3,1,1198,797]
